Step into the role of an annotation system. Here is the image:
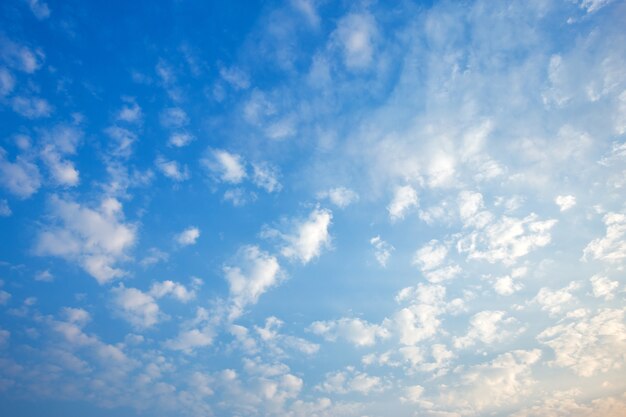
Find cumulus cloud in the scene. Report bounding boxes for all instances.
[590,275,619,300]
[159,107,189,128]
[104,126,137,158]
[0,148,40,198]
[0,67,15,96]
[252,162,281,192]
[532,281,582,316]
[150,280,196,302]
[0,199,10,216]
[317,367,384,395]
[168,132,195,147]
[538,308,626,377]
[457,191,557,265]
[11,96,52,118]
[272,207,332,264]
[454,310,520,349]
[387,185,419,222]
[436,350,542,414]
[156,156,190,181]
[176,226,200,246]
[25,0,51,20]
[40,124,83,187]
[116,102,142,123]
[370,235,394,267]
[333,13,377,70]
[318,187,359,208]
[35,196,136,283]
[201,149,247,184]
[110,285,161,329]
[224,245,282,319]
[309,317,390,347]
[555,195,576,211]
[582,212,626,264]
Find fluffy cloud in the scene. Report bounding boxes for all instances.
[537,308,626,377]
[159,107,189,128]
[156,156,190,181]
[590,275,619,300]
[269,207,332,264]
[454,310,520,349]
[309,318,390,347]
[333,13,377,70]
[35,196,136,283]
[26,0,51,20]
[252,162,282,192]
[202,149,247,184]
[436,350,542,414]
[110,285,161,329]
[318,187,359,208]
[0,148,41,198]
[176,226,200,246]
[582,212,626,264]
[317,367,384,395]
[555,195,576,211]
[457,191,557,265]
[40,124,83,187]
[532,281,582,316]
[168,132,195,147]
[224,245,282,319]
[370,235,394,267]
[150,280,196,302]
[387,185,419,222]
[11,96,52,118]
[413,240,448,271]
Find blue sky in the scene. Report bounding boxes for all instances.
[1,0,626,416]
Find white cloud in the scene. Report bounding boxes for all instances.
[202,149,247,184]
[532,281,582,316]
[318,187,359,208]
[510,390,626,417]
[254,316,320,355]
[0,67,15,96]
[387,185,419,222]
[104,126,137,158]
[168,132,194,147]
[0,290,10,305]
[165,328,214,353]
[110,285,161,329]
[150,280,195,302]
[116,102,142,123]
[454,310,519,349]
[40,125,83,187]
[590,275,619,300]
[0,199,10,216]
[176,226,200,246]
[26,0,50,19]
[159,107,189,128]
[252,162,282,193]
[317,368,383,395]
[309,317,390,347]
[391,284,450,345]
[437,350,542,414]
[582,212,626,264]
[35,196,136,283]
[223,188,254,206]
[578,0,616,14]
[370,235,394,267]
[277,207,332,264]
[457,192,557,265]
[413,240,448,271]
[493,275,524,296]
[156,156,190,181]
[11,96,52,118]
[537,308,626,377]
[555,195,576,211]
[0,36,43,73]
[220,66,250,90]
[334,13,377,70]
[401,384,425,404]
[224,245,282,319]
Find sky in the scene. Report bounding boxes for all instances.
[0,0,625,416]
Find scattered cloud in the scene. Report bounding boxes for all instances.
[176,226,200,246]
